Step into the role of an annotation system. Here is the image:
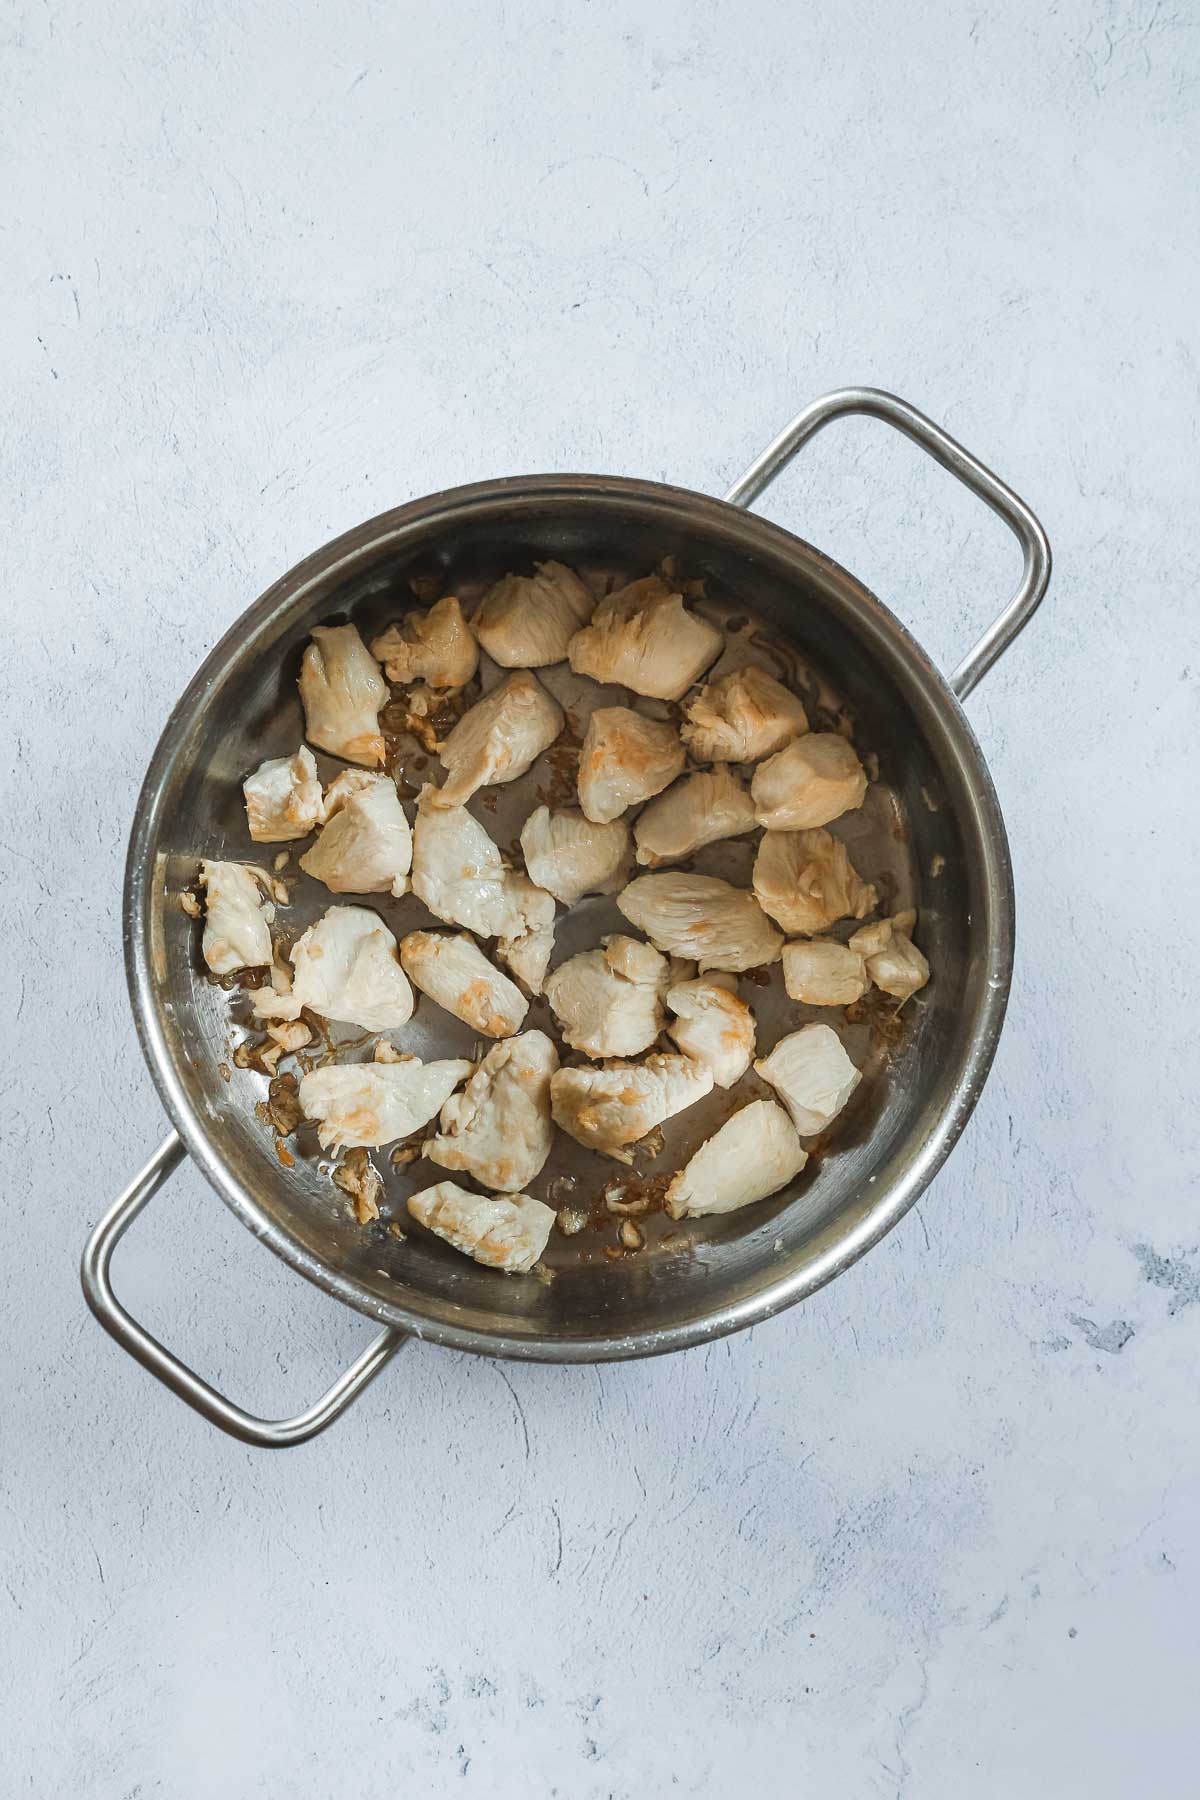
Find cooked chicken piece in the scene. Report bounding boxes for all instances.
[424,1030,558,1191]
[782,939,869,1006]
[298,623,387,767]
[519,806,631,905]
[250,905,413,1031]
[495,891,556,997]
[298,771,412,897]
[752,733,868,830]
[752,828,877,935]
[664,975,756,1087]
[411,784,515,933]
[568,573,723,700]
[472,561,594,668]
[681,664,810,764]
[299,1055,473,1151]
[550,1053,714,1159]
[617,873,783,972]
[409,787,555,988]
[633,766,757,867]
[665,1100,807,1219]
[407,1180,555,1274]
[399,930,528,1038]
[199,861,274,974]
[577,707,685,824]
[755,1024,862,1136]
[502,927,555,995]
[265,1019,312,1055]
[431,670,563,808]
[369,595,478,689]
[849,909,930,1001]
[544,934,670,1059]
[243,746,323,843]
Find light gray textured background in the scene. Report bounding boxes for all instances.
[3,1,1197,1794]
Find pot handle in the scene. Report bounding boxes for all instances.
[80,1133,407,1447]
[723,386,1051,700]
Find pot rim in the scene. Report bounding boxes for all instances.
[124,471,1014,1362]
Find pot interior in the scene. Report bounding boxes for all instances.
[128,477,1011,1359]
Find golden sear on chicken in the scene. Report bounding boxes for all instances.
[243,746,323,843]
[576,706,685,825]
[849,909,930,1001]
[752,732,868,831]
[298,623,388,767]
[664,973,756,1087]
[752,828,877,936]
[407,1181,555,1274]
[550,1053,714,1160]
[299,1055,473,1152]
[633,765,757,867]
[424,1030,558,1192]
[568,574,723,700]
[370,595,478,690]
[681,665,809,764]
[399,929,529,1038]
[472,561,594,668]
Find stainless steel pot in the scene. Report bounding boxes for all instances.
[81,388,1050,1446]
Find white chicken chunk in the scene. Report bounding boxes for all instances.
[298,771,412,897]
[411,784,518,934]
[550,1053,714,1159]
[665,1100,807,1219]
[664,974,756,1087]
[617,873,783,972]
[424,1030,558,1192]
[633,766,757,867]
[495,898,556,997]
[781,939,869,1006]
[399,930,528,1038]
[242,746,323,843]
[755,1024,862,1136]
[519,806,631,905]
[544,934,670,1059]
[369,595,478,689]
[407,1181,555,1274]
[199,861,274,974]
[250,905,413,1032]
[849,909,930,1001]
[431,670,563,808]
[298,623,387,767]
[752,732,869,831]
[577,706,685,825]
[409,787,555,986]
[680,664,810,764]
[567,574,723,700]
[472,560,594,668]
[299,1055,473,1151]
[752,828,877,935]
